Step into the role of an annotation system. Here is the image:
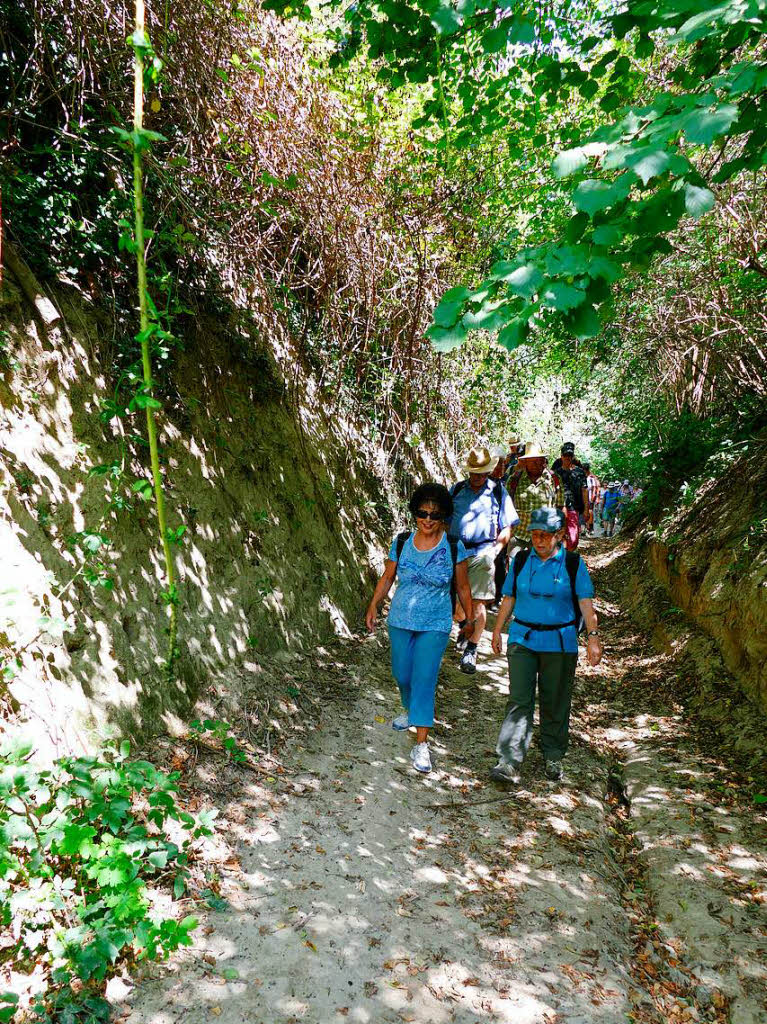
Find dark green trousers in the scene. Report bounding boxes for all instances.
[495,644,578,764]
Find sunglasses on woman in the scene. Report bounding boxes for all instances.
[415,509,445,521]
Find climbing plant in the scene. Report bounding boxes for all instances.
[123,0,179,672]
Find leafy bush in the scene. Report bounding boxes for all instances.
[0,738,214,1018]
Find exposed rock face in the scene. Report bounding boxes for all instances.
[0,278,441,753]
[631,440,767,716]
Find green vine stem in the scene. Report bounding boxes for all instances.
[132,0,178,674]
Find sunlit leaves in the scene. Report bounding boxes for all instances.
[541,281,584,311]
[682,104,738,145]
[684,184,715,219]
[430,2,462,36]
[427,322,468,351]
[490,261,543,297]
[573,176,631,217]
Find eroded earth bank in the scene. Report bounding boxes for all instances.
[119,538,767,1024]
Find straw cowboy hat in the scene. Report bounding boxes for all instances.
[461,446,498,475]
[517,441,547,461]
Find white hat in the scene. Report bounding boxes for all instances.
[461,446,499,476]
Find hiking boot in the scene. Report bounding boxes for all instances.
[459,645,477,674]
[545,760,563,781]
[392,713,410,731]
[490,760,522,784]
[410,742,432,774]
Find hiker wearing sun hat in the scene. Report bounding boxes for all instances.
[504,435,525,480]
[511,442,566,548]
[448,446,519,675]
[489,444,511,609]
[490,505,603,784]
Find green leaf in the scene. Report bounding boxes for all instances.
[588,256,621,283]
[507,19,535,45]
[565,213,589,244]
[431,4,461,35]
[132,479,153,501]
[683,105,738,146]
[546,245,588,277]
[684,184,715,219]
[754,794,767,804]
[58,823,98,857]
[569,303,601,339]
[432,298,465,328]
[498,319,528,351]
[627,147,671,186]
[541,282,585,311]
[592,224,623,246]
[482,26,508,54]
[494,263,543,298]
[462,304,507,332]
[673,5,729,43]
[573,177,630,217]
[130,392,163,411]
[427,322,467,352]
[552,148,589,178]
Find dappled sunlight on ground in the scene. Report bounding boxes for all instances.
[120,536,767,1024]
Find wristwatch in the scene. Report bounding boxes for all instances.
[588,630,600,637]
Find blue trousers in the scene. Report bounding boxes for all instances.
[388,626,450,727]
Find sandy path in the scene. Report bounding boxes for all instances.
[121,539,767,1024]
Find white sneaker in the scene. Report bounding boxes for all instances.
[392,714,410,731]
[410,742,432,773]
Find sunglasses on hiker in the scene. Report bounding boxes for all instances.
[415,509,445,521]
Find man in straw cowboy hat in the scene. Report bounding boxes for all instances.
[504,435,525,482]
[511,442,565,550]
[449,446,519,675]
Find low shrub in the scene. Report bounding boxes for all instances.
[0,737,215,1020]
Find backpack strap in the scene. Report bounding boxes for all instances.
[447,536,459,612]
[511,548,531,598]
[564,550,584,632]
[450,480,466,498]
[447,536,459,566]
[394,531,410,564]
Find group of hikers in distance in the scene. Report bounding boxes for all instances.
[366,439,636,778]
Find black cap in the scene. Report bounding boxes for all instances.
[561,442,575,455]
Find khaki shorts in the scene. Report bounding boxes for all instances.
[466,545,497,601]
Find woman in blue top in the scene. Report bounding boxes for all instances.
[489,506,604,783]
[366,483,474,774]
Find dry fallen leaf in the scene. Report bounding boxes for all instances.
[374,715,387,723]
[316,845,326,854]
[305,940,317,952]
[210,1008,222,1017]
[203,954,216,966]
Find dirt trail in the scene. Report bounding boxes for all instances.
[121,539,767,1024]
